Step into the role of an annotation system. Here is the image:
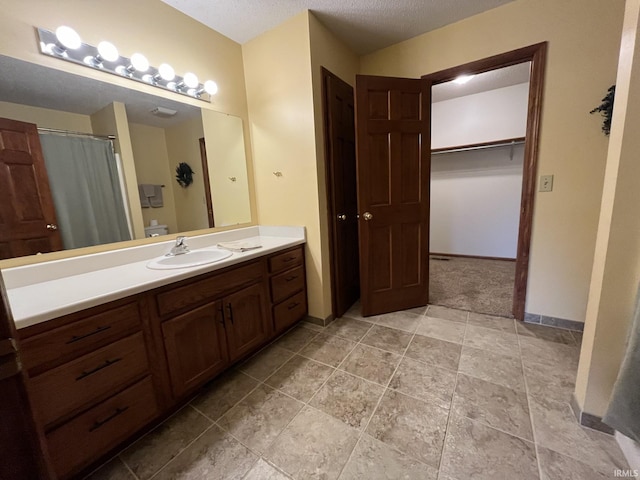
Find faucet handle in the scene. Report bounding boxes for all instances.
[176,236,186,246]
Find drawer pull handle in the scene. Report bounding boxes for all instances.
[66,325,112,344]
[76,358,122,381]
[89,406,129,432]
[227,303,234,325]
[287,302,300,310]
[285,275,297,282]
[283,256,297,262]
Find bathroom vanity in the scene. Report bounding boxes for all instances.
[2,226,307,479]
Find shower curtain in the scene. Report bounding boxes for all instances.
[39,134,132,250]
[604,283,640,443]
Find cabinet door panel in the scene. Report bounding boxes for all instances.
[224,283,269,362]
[162,302,229,398]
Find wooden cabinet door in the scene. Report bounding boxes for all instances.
[223,283,269,362]
[162,301,229,398]
[355,75,431,316]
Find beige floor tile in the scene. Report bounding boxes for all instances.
[468,312,516,333]
[452,374,533,440]
[523,361,576,403]
[217,384,303,454]
[340,344,402,385]
[458,346,525,391]
[360,324,413,354]
[324,317,372,342]
[463,324,520,357]
[273,325,319,352]
[405,335,461,371]
[519,336,580,369]
[404,305,428,316]
[153,425,257,480]
[415,316,466,344]
[583,427,630,471]
[366,390,448,469]
[265,355,334,402]
[120,406,212,479]
[538,446,610,480]
[191,370,258,421]
[86,457,134,480]
[516,322,576,345]
[265,406,360,480]
[572,330,584,344]
[239,345,294,381]
[371,311,421,333]
[439,415,538,480]
[310,370,384,430]
[426,305,469,323]
[339,434,437,480]
[244,459,291,480]
[299,333,357,367]
[388,357,456,410]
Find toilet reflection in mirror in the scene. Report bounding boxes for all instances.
[0,55,252,260]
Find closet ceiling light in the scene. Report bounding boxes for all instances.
[453,74,475,85]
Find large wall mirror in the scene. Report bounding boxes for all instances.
[0,55,252,261]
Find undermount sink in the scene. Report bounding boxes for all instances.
[146,249,232,270]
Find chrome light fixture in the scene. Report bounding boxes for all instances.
[36,26,219,102]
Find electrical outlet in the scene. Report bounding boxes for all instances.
[539,174,554,192]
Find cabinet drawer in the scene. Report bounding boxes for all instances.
[268,246,303,274]
[273,290,307,333]
[30,332,149,427]
[20,302,141,374]
[156,261,263,317]
[270,265,305,304]
[47,376,158,479]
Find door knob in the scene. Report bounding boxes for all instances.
[46,224,58,231]
[337,214,347,221]
[363,212,373,221]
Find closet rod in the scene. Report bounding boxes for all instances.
[432,138,525,155]
[37,127,116,141]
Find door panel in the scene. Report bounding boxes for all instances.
[323,70,360,317]
[0,118,62,259]
[355,75,431,316]
[224,283,269,362]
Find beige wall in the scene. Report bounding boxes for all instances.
[129,123,179,234]
[575,0,640,417]
[0,101,93,132]
[359,0,625,323]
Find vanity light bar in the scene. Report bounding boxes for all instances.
[36,27,218,102]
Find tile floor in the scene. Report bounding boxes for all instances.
[88,304,628,480]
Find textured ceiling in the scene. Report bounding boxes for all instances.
[161,0,518,54]
[0,56,201,128]
[432,62,531,103]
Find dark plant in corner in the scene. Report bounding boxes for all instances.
[175,162,195,188]
[590,85,616,136]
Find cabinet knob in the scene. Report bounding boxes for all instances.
[46,223,58,230]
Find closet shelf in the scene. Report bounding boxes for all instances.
[431,136,525,155]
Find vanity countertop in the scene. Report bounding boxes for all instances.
[2,226,305,329]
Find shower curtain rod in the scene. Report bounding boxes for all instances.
[37,127,116,141]
[431,138,525,155]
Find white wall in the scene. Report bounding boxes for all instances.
[430,83,529,258]
[430,145,524,258]
[432,83,529,149]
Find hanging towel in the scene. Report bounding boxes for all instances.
[138,184,151,208]
[603,283,640,442]
[149,184,164,208]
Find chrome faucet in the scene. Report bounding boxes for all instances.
[168,236,190,256]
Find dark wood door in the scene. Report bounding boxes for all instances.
[323,69,360,318]
[355,75,431,316]
[162,301,229,398]
[0,275,54,479]
[224,283,269,362]
[0,118,63,259]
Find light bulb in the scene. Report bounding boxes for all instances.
[130,53,149,72]
[204,80,218,95]
[158,63,175,81]
[453,74,474,85]
[97,41,119,62]
[55,26,81,50]
[183,72,199,89]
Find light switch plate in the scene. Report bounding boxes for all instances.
[540,175,554,192]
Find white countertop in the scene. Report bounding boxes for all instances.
[2,226,305,329]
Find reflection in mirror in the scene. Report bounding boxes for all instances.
[0,55,252,260]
